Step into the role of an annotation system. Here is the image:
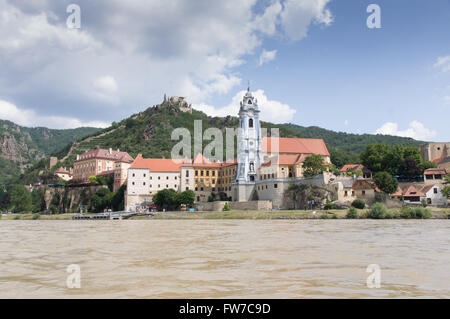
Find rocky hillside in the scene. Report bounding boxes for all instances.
[0,120,100,185]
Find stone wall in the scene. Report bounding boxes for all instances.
[195,200,272,211]
[230,200,272,211]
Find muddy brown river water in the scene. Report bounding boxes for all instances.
[0,220,449,298]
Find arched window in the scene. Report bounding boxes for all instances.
[248,99,252,105]
[249,118,254,128]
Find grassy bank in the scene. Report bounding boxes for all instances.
[132,207,449,220]
[2,208,448,220]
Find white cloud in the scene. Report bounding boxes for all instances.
[0,0,333,128]
[194,89,296,123]
[280,0,333,41]
[376,120,437,141]
[92,76,119,105]
[259,49,277,66]
[0,100,109,129]
[434,55,450,72]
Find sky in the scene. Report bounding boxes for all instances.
[0,0,449,141]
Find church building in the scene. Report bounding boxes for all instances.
[231,86,331,207]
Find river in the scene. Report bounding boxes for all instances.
[0,220,449,298]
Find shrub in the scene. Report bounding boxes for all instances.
[351,199,366,209]
[324,200,334,210]
[399,207,432,219]
[223,202,230,212]
[367,202,388,219]
[420,198,427,207]
[346,207,358,219]
[320,213,329,219]
[32,213,40,220]
[13,215,21,220]
[331,213,338,219]
[374,192,387,203]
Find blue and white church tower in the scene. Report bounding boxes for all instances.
[232,85,262,201]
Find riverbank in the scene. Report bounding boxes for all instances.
[2,208,448,220]
[132,207,450,220]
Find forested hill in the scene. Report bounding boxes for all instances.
[28,97,421,173]
[0,119,101,185]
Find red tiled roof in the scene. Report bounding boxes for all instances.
[260,154,306,168]
[352,179,376,190]
[130,154,184,172]
[340,164,363,172]
[403,185,425,197]
[262,137,330,156]
[424,168,449,175]
[75,149,134,163]
[55,167,71,175]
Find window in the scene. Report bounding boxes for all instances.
[166,176,169,180]
[132,182,135,185]
[434,188,438,194]
[158,176,161,180]
[362,190,365,196]
[206,171,209,177]
[143,174,146,177]
[166,185,169,188]
[143,182,146,186]
[201,171,204,176]
[249,118,253,128]
[195,187,198,191]
[344,191,348,197]
[212,171,215,176]
[201,187,204,191]
[195,170,198,176]
[186,187,189,190]
[186,171,189,177]
[175,176,177,180]
[274,184,278,189]
[197,196,200,202]
[132,173,135,177]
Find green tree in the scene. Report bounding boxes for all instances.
[175,190,195,207]
[0,188,10,210]
[442,174,450,199]
[111,185,126,211]
[373,171,399,194]
[90,187,113,213]
[420,161,437,172]
[303,154,326,178]
[10,185,32,213]
[31,188,46,213]
[360,144,391,173]
[153,189,177,210]
[399,157,421,177]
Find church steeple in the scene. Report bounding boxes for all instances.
[234,85,262,186]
